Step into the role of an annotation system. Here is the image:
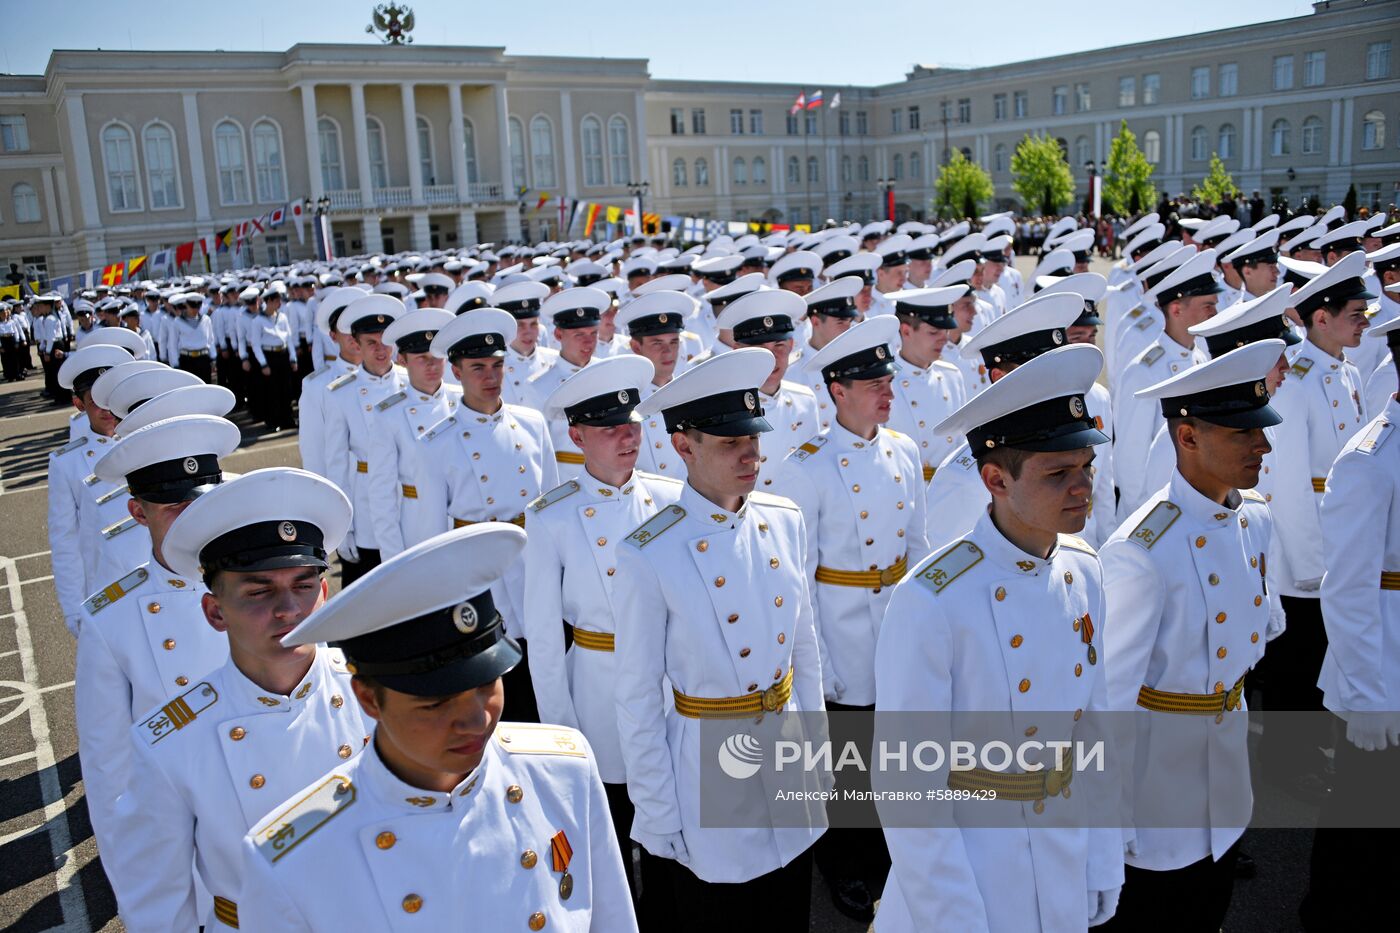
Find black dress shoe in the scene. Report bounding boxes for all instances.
[1234,849,1256,879]
[829,877,875,923]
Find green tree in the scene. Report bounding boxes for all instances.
[1011,134,1075,215]
[933,149,995,219]
[1191,153,1237,206]
[1102,120,1158,216]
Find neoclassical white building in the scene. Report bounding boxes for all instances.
[1,0,1397,277]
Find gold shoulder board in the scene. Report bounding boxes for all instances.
[255,774,357,865]
[375,390,406,411]
[496,723,588,758]
[328,372,357,391]
[1289,357,1314,379]
[624,504,686,548]
[1357,419,1393,455]
[1141,345,1165,366]
[529,479,581,513]
[84,566,150,614]
[792,435,827,461]
[1057,533,1096,555]
[914,540,984,595]
[1127,501,1181,550]
[139,681,218,745]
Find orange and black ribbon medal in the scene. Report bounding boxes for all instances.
[551,830,574,900]
[1080,613,1097,665]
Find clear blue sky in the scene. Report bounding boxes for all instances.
[1,0,1317,85]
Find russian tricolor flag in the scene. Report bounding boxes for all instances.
[806,90,824,110]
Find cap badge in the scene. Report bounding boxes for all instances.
[1253,381,1267,398]
[485,334,495,345]
[375,315,386,324]
[1068,397,1086,419]
[575,308,585,318]
[658,313,669,324]
[277,521,298,542]
[618,389,630,404]
[182,457,199,474]
[1052,329,1065,345]
[744,391,756,411]
[763,316,774,329]
[452,601,480,634]
[875,346,888,360]
[425,331,437,340]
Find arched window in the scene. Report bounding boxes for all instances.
[416,116,435,185]
[12,182,39,223]
[857,155,870,182]
[1363,110,1386,150]
[1189,126,1207,161]
[317,117,344,191]
[840,155,852,183]
[462,118,480,184]
[752,156,767,185]
[1143,130,1161,164]
[891,153,904,180]
[142,123,181,209]
[251,120,285,202]
[102,123,141,211]
[529,115,557,188]
[672,157,687,187]
[1217,124,1236,160]
[607,116,631,184]
[806,155,819,183]
[508,117,526,189]
[365,117,389,188]
[1270,119,1291,156]
[909,150,922,181]
[1301,116,1324,155]
[787,156,801,184]
[993,143,1007,173]
[1075,136,1091,167]
[960,146,973,162]
[213,120,249,205]
[580,116,604,186]
[732,156,747,185]
[695,158,710,186]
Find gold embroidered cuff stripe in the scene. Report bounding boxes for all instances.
[401,484,418,499]
[1381,571,1400,591]
[815,554,908,589]
[356,460,368,473]
[922,465,935,482]
[673,668,793,719]
[213,895,239,928]
[1137,675,1245,714]
[1310,477,1326,493]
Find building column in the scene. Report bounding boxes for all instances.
[62,93,100,231]
[361,215,384,255]
[401,82,424,201]
[448,83,470,200]
[1241,108,1253,171]
[1328,99,1343,166]
[502,207,523,243]
[40,168,61,237]
[494,84,514,195]
[350,82,376,207]
[559,90,577,198]
[300,83,323,199]
[457,208,478,245]
[632,91,650,184]
[1340,97,1355,166]
[181,92,211,222]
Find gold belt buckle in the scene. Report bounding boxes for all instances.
[761,684,783,712]
[1044,758,1073,798]
[1225,679,1244,712]
[879,563,902,587]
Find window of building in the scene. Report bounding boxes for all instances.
[752,156,766,184]
[1270,119,1291,156]
[857,155,870,181]
[462,119,479,184]
[416,116,435,185]
[1303,51,1326,87]
[607,116,630,185]
[840,155,853,183]
[214,120,251,205]
[1218,123,1236,160]
[732,156,747,185]
[1189,125,1207,161]
[119,245,146,263]
[143,123,182,209]
[1359,184,1382,212]
[1142,73,1160,105]
[1191,67,1210,100]
[580,116,604,186]
[994,93,1008,120]
[1014,91,1028,118]
[805,112,817,135]
[839,110,851,136]
[1118,77,1135,107]
[691,108,706,134]
[365,117,389,188]
[892,153,904,180]
[670,108,685,135]
[960,145,973,162]
[787,156,801,184]
[909,150,922,180]
[508,117,526,189]
[695,157,709,186]
[12,183,39,223]
[1052,86,1068,116]
[672,158,687,186]
[909,105,921,130]
[20,255,47,278]
[730,109,744,135]
[1219,63,1238,97]
[1074,83,1091,112]
[806,156,819,183]
[1367,41,1391,80]
[856,110,869,135]
[1074,136,1091,167]
[318,117,344,191]
[787,112,800,135]
[790,207,803,227]
[529,115,557,187]
[102,123,141,211]
[1143,129,1161,164]
[1363,110,1386,150]
[1301,116,1323,155]
[749,109,764,134]
[0,115,29,152]
[1273,56,1294,90]
[993,143,1007,172]
[265,235,290,265]
[891,107,903,133]
[251,120,285,202]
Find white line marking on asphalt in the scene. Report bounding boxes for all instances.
[0,749,38,767]
[21,574,55,586]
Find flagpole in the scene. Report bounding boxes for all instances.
[821,96,830,226]
[802,89,813,227]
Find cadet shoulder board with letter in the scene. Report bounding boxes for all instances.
[84,566,150,614]
[624,505,686,548]
[791,435,828,462]
[530,479,581,513]
[328,372,357,392]
[496,723,588,758]
[255,774,358,864]
[1127,501,1181,550]
[375,391,407,411]
[140,681,219,745]
[915,540,984,596]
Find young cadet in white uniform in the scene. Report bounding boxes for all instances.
[109,469,369,932]
[415,308,559,723]
[296,288,364,478]
[492,281,559,407]
[1365,294,1400,418]
[76,414,240,884]
[924,293,1086,550]
[873,344,1122,932]
[1302,315,1400,928]
[1222,230,1282,311]
[886,285,969,481]
[524,355,683,918]
[616,291,694,479]
[1113,250,1220,522]
[613,348,827,928]
[935,261,995,398]
[715,290,820,487]
[1098,342,1287,932]
[1108,246,1194,394]
[1103,229,1167,371]
[238,524,638,933]
[773,316,930,922]
[1256,252,1374,791]
[526,288,609,476]
[1353,243,1400,385]
[324,294,409,584]
[795,277,862,433]
[866,235,912,317]
[366,309,461,560]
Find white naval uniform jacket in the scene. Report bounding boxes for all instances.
[1261,340,1367,596]
[523,471,685,783]
[1319,398,1400,717]
[366,383,462,559]
[295,358,356,478]
[413,403,559,635]
[1102,280,1144,378]
[755,379,820,493]
[526,355,596,478]
[323,365,408,551]
[943,337,991,398]
[504,344,559,408]
[237,724,638,933]
[634,382,687,480]
[1351,294,1399,397]
[75,558,229,869]
[613,484,828,883]
[47,423,151,631]
[888,357,967,480]
[1367,355,1397,418]
[873,513,1122,933]
[789,351,835,433]
[1109,304,1163,395]
[1101,472,1282,871]
[1114,334,1208,522]
[111,648,369,932]
[773,423,930,706]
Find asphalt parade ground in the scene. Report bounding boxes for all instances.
[0,256,1323,931]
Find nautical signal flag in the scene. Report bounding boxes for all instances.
[788,92,805,115]
[830,91,841,109]
[806,90,824,110]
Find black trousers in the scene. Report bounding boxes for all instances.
[243,351,266,422]
[648,848,813,933]
[1097,841,1239,933]
[1255,594,1331,774]
[260,349,296,429]
[601,781,671,929]
[178,353,212,384]
[339,547,381,587]
[0,335,22,381]
[501,637,539,724]
[42,340,70,404]
[813,701,890,889]
[1300,718,1400,931]
[216,349,239,401]
[295,341,314,384]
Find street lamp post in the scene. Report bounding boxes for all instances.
[627,180,651,237]
[1084,160,1103,218]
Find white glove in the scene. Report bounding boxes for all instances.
[1087,886,1122,926]
[824,676,846,704]
[337,531,360,564]
[633,828,689,864]
[1345,713,1399,752]
[64,615,82,638]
